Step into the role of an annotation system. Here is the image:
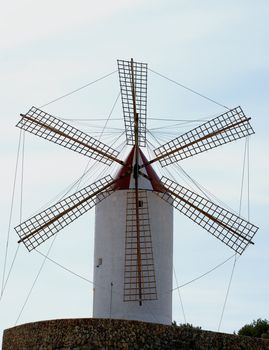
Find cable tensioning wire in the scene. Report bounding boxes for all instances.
[217,254,237,331]
[14,89,122,323]
[146,129,203,194]
[63,117,208,122]
[15,237,57,325]
[19,132,25,224]
[0,246,20,302]
[39,70,117,108]
[30,157,102,216]
[172,164,238,214]
[247,138,250,221]
[1,132,26,300]
[217,138,250,331]
[37,126,124,209]
[62,118,123,121]
[173,267,187,323]
[33,249,236,322]
[74,136,126,191]
[1,130,23,297]
[239,137,249,216]
[36,249,94,285]
[171,253,236,292]
[148,117,210,122]
[149,68,230,110]
[147,126,246,214]
[31,245,237,301]
[148,119,210,131]
[152,129,252,223]
[1,132,26,301]
[75,91,120,191]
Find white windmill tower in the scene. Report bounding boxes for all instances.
[15,58,259,325]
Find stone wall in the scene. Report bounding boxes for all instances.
[2,318,269,350]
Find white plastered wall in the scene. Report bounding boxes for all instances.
[93,190,173,325]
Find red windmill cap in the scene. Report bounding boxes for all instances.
[113,146,165,192]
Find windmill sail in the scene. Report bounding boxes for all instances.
[155,176,258,255]
[118,59,148,147]
[16,175,115,251]
[17,107,123,166]
[148,106,254,167]
[124,190,157,302]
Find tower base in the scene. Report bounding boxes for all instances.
[2,318,269,350]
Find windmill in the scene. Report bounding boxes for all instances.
[15,58,259,325]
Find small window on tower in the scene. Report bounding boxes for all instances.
[138,200,143,207]
[97,258,102,267]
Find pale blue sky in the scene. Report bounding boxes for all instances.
[1,0,268,345]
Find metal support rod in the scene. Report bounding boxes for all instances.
[138,170,254,245]
[131,58,143,306]
[141,117,252,168]
[109,282,113,318]
[20,114,125,166]
[18,171,132,244]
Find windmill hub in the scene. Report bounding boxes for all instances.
[113,146,164,192]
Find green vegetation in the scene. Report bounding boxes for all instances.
[237,318,269,339]
[172,321,202,330]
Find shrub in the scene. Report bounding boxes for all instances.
[238,318,269,338]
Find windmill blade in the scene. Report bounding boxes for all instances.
[155,176,258,255]
[17,107,124,166]
[146,106,254,167]
[15,175,116,252]
[124,190,157,303]
[118,59,148,147]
